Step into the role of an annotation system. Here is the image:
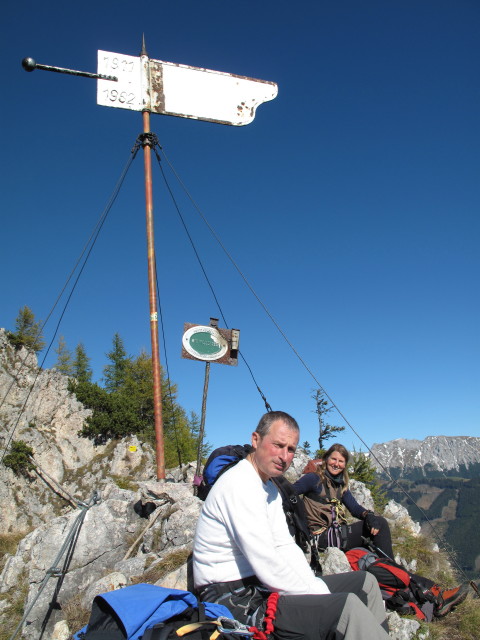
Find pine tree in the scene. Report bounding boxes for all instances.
[350,449,387,510]
[54,335,73,375]
[7,306,45,353]
[302,441,312,455]
[72,343,92,384]
[312,389,345,456]
[74,349,208,466]
[103,333,130,392]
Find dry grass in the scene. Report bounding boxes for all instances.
[428,595,480,640]
[0,531,27,573]
[62,592,91,639]
[0,572,29,640]
[131,548,191,585]
[391,524,480,639]
[110,475,139,492]
[391,523,460,587]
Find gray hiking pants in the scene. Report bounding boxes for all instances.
[199,571,389,640]
[274,572,390,640]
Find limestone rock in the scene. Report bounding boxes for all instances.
[113,557,147,581]
[109,436,155,480]
[320,547,352,575]
[51,620,71,640]
[82,572,128,610]
[165,462,197,484]
[0,328,107,535]
[158,562,192,592]
[384,500,421,536]
[284,449,310,482]
[386,611,424,640]
[349,479,375,512]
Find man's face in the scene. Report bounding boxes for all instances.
[251,419,299,482]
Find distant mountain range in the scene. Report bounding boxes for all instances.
[370,435,480,480]
[370,436,480,579]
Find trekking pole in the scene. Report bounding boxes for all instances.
[361,536,394,561]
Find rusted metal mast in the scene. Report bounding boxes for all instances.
[23,42,277,483]
[141,36,165,480]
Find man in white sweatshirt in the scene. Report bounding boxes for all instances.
[193,410,390,640]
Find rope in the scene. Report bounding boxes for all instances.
[8,491,99,640]
[31,458,85,508]
[154,261,183,466]
[155,145,472,580]
[0,142,140,465]
[249,592,279,640]
[152,145,272,414]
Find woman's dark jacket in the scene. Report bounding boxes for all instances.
[292,472,365,533]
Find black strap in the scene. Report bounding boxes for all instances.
[197,576,260,602]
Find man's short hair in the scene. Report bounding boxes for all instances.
[255,411,299,438]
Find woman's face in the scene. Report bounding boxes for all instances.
[325,451,347,476]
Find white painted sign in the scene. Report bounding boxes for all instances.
[97,50,277,126]
[97,51,143,111]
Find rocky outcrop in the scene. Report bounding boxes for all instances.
[0,480,200,639]
[0,329,159,535]
[0,329,102,533]
[0,473,426,640]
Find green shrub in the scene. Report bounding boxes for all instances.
[3,441,34,477]
[350,449,387,511]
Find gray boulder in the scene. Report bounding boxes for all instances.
[0,481,202,639]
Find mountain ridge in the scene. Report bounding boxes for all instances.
[370,435,480,578]
[370,435,480,479]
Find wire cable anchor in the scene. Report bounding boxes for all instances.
[139,132,160,149]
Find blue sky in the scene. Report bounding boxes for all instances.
[2,1,479,455]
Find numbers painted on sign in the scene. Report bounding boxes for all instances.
[102,55,135,73]
[102,89,136,105]
[97,50,143,111]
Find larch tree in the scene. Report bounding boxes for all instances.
[54,335,73,375]
[103,333,130,392]
[72,343,92,384]
[8,306,45,353]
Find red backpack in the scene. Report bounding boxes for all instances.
[345,547,436,621]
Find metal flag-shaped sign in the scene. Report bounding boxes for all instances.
[97,50,278,126]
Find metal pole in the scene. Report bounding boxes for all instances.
[142,108,165,480]
[195,361,211,487]
[194,317,218,488]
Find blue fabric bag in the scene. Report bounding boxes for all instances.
[74,584,233,640]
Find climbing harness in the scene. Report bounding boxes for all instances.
[326,498,347,549]
[184,592,280,640]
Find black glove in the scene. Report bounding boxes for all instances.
[364,512,382,531]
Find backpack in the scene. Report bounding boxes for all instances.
[197,444,321,574]
[197,444,253,500]
[73,584,233,640]
[345,548,436,621]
